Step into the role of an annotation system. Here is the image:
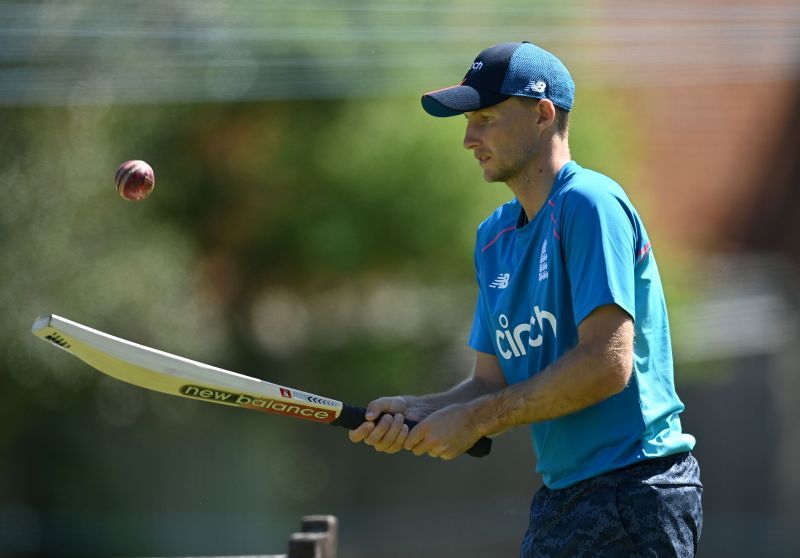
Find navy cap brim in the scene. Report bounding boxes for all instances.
[421,84,510,117]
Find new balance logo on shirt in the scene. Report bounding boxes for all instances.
[489,273,510,289]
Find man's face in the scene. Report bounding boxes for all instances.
[463,97,540,183]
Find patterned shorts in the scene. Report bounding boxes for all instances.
[520,452,703,557]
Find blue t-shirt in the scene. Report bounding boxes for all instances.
[468,161,695,489]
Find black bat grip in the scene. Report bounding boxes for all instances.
[331,404,492,458]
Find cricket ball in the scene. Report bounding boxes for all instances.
[115,160,155,201]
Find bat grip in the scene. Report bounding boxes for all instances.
[331,404,492,458]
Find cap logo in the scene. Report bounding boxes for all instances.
[471,61,484,71]
[525,80,547,93]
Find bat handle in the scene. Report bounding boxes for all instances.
[331,404,492,458]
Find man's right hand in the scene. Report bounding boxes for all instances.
[347,396,432,454]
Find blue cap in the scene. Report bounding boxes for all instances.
[422,42,575,117]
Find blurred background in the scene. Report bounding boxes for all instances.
[1,0,799,556]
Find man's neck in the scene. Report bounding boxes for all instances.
[507,143,571,222]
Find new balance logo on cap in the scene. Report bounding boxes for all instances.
[490,273,510,289]
[526,80,547,93]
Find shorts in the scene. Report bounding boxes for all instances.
[520,452,703,557]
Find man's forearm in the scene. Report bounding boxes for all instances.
[467,340,631,437]
[413,376,500,412]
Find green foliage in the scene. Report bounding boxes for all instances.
[568,87,644,197]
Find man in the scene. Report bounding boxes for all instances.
[349,42,703,556]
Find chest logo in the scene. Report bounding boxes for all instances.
[495,307,557,360]
[538,240,549,282]
[489,273,510,289]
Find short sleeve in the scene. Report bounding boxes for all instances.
[468,288,496,354]
[561,190,636,326]
[467,232,496,354]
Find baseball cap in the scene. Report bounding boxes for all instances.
[421,42,575,117]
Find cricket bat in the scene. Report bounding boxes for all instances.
[31,314,492,458]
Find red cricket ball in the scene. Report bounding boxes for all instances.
[115,160,155,201]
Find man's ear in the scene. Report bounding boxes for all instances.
[536,99,557,132]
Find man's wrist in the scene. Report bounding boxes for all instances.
[404,394,429,411]
[465,393,501,438]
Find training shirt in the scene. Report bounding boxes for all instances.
[468,161,695,489]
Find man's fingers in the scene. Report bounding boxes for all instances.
[364,413,394,445]
[403,423,430,455]
[372,413,407,453]
[412,440,433,456]
[386,424,410,453]
[347,396,420,456]
[348,420,375,443]
[365,397,407,421]
[349,414,410,454]
[402,421,450,458]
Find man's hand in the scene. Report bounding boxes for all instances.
[348,352,505,457]
[347,396,434,454]
[402,403,484,460]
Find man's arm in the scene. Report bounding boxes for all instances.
[347,350,507,453]
[407,351,508,415]
[403,304,634,459]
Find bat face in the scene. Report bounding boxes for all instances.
[31,314,343,423]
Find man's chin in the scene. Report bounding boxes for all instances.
[480,166,496,181]
[482,169,508,183]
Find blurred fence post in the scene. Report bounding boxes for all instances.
[300,515,337,558]
[288,532,327,558]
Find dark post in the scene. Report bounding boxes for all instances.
[288,532,327,558]
[301,515,338,558]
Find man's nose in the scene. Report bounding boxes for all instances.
[463,122,479,151]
